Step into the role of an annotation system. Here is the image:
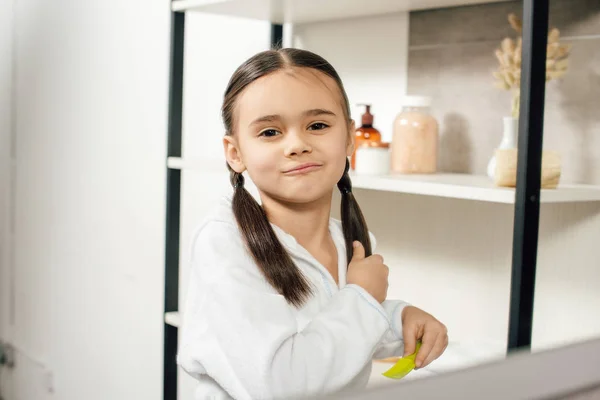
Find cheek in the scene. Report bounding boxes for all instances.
[240,142,278,178]
[321,134,350,181]
[332,151,348,181]
[326,131,351,159]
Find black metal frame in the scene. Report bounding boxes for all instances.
[507,0,549,352]
[271,24,284,49]
[163,9,185,400]
[162,1,550,397]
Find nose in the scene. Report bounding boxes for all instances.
[284,131,312,157]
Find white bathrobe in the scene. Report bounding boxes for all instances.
[177,195,410,400]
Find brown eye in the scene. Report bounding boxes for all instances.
[308,122,329,131]
[259,129,280,138]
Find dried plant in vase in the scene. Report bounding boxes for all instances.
[493,13,571,119]
[487,13,571,181]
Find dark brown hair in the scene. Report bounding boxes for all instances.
[222,48,372,307]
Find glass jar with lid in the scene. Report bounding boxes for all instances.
[391,96,439,174]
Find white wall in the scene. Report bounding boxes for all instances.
[293,13,410,143]
[5,0,170,399]
[1,11,15,398]
[1,1,16,397]
[1,0,14,343]
[335,190,600,354]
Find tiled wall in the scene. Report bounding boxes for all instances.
[407,0,600,184]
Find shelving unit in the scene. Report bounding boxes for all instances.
[166,156,600,204]
[162,1,589,399]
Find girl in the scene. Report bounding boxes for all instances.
[178,48,448,400]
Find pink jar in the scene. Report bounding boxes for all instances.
[391,96,439,174]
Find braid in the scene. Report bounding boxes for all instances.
[337,159,372,264]
[227,166,313,307]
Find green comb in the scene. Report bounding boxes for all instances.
[382,342,422,380]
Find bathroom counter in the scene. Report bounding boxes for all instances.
[368,340,506,388]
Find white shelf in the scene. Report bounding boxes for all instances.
[171,0,511,24]
[165,311,181,328]
[350,173,600,204]
[167,156,225,172]
[167,157,600,204]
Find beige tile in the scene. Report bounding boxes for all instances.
[549,0,600,37]
[409,0,600,48]
[409,1,521,46]
[543,38,600,184]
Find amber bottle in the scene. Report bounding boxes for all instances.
[351,104,382,170]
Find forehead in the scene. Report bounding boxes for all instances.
[235,67,345,123]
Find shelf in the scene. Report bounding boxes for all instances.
[167,157,225,172]
[171,0,511,24]
[350,173,600,204]
[167,157,600,204]
[165,311,181,328]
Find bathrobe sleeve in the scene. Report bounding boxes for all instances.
[371,300,410,359]
[365,231,411,360]
[177,220,393,400]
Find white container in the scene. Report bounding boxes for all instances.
[355,142,391,175]
[486,116,519,179]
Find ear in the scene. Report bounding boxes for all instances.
[346,119,356,157]
[223,136,246,173]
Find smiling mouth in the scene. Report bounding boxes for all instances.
[283,163,323,175]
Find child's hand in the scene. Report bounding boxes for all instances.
[346,241,389,303]
[401,306,448,369]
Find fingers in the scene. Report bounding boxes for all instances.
[351,242,384,265]
[369,254,384,264]
[401,306,448,369]
[351,241,365,261]
[403,325,417,357]
[421,333,448,368]
[415,330,438,368]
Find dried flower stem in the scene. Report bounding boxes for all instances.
[493,13,571,118]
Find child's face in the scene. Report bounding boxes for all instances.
[224,67,354,205]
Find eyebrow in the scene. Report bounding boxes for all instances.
[248,108,337,128]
